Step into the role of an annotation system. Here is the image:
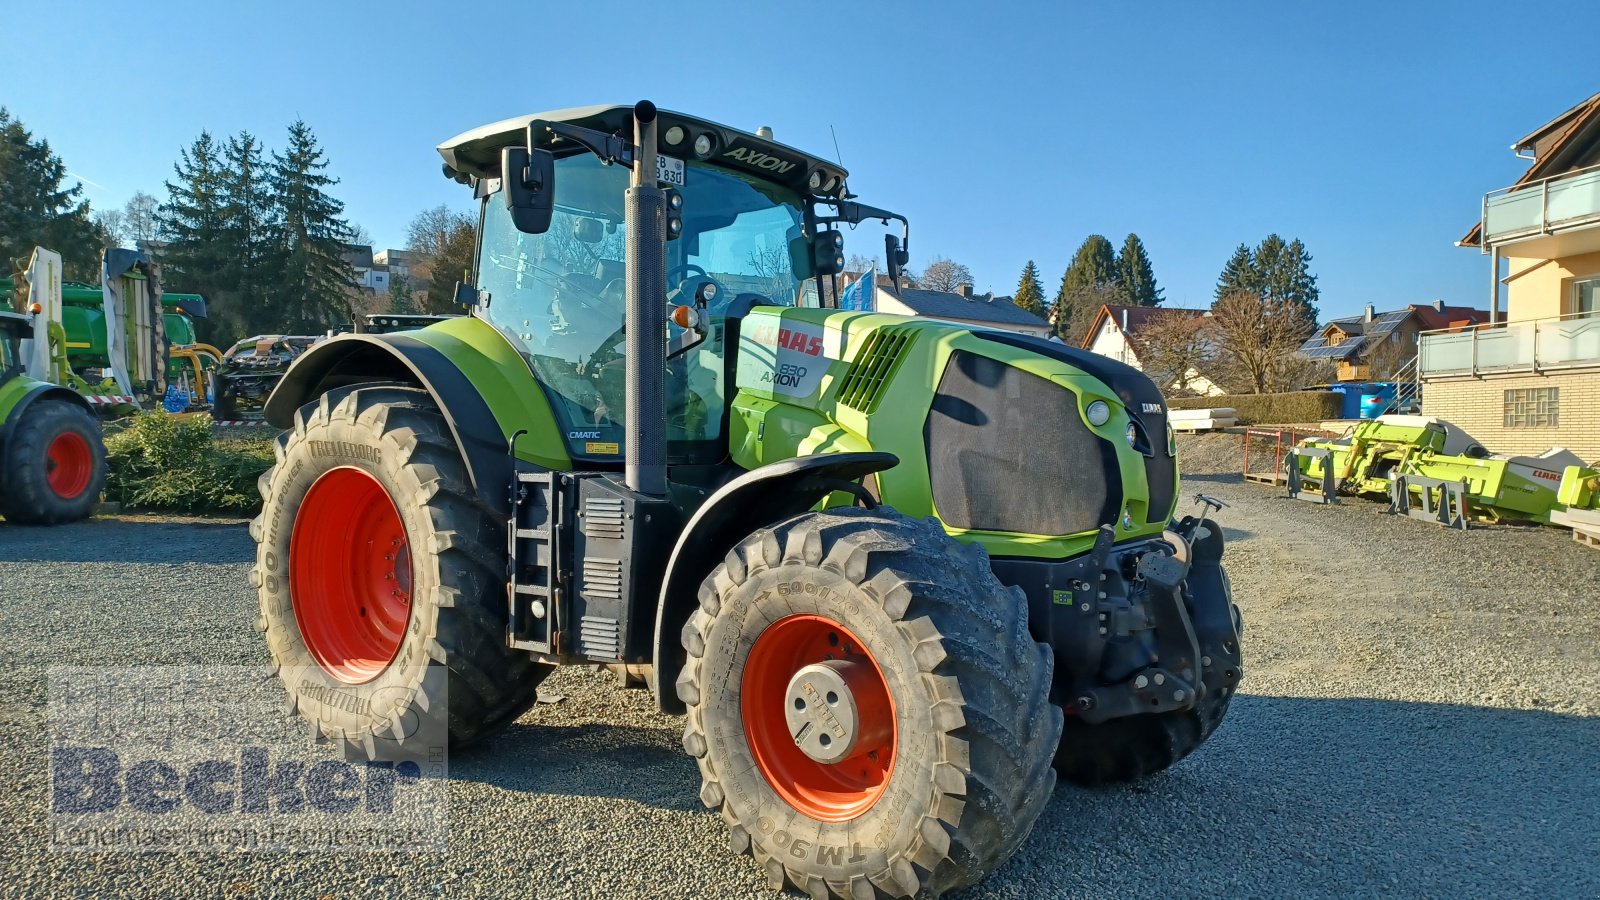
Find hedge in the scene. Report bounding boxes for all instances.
[104,412,276,513]
[1168,391,1343,425]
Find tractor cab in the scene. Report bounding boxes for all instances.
[439,105,906,466]
[0,311,26,384]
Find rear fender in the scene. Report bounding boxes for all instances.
[0,381,94,446]
[265,333,521,515]
[649,451,899,712]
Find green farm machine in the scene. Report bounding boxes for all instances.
[1287,415,1594,529]
[251,103,1242,897]
[0,309,105,524]
[1,245,212,523]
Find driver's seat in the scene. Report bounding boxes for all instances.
[595,259,625,300]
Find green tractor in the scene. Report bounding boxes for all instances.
[251,103,1242,898]
[0,310,106,523]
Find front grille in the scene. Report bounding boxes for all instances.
[971,332,1177,525]
[924,351,1121,536]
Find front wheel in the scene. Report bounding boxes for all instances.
[0,399,105,525]
[251,385,549,757]
[679,508,1061,899]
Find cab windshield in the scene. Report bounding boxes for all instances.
[476,152,811,456]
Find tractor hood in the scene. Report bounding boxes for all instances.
[437,104,849,199]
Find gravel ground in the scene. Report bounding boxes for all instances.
[2,454,1597,898]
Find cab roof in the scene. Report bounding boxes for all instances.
[437,104,848,199]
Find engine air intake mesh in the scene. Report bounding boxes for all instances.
[836,328,915,412]
[925,351,1121,536]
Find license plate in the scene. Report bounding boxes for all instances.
[657,154,685,186]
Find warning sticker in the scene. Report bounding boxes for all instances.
[585,442,620,455]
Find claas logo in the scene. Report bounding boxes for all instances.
[749,323,823,357]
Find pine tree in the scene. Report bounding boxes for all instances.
[1275,237,1320,320]
[218,132,280,336]
[270,120,358,332]
[158,132,232,304]
[1052,236,1118,342]
[1012,260,1046,316]
[1057,235,1117,301]
[1214,234,1319,321]
[0,107,102,280]
[386,274,416,314]
[1214,243,1256,302]
[1114,233,1163,307]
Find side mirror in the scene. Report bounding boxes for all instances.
[454,280,483,308]
[884,234,909,282]
[502,145,555,235]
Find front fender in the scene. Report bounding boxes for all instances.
[649,451,898,712]
[264,327,568,515]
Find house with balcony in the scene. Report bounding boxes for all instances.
[1299,301,1488,382]
[1426,90,1600,461]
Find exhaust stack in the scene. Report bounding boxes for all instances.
[624,101,668,496]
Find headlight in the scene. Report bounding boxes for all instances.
[664,125,686,146]
[1167,422,1177,456]
[1086,400,1111,427]
[693,133,714,157]
[1126,422,1139,448]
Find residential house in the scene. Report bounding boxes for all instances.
[1298,302,1488,382]
[864,278,1051,337]
[373,249,418,281]
[1080,304,1226,396]
[342,244,390,294]
[1426,90,1600,460]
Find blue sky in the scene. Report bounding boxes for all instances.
[4,0,1597,319]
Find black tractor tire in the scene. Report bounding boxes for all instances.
[251,384,549,757]
[1053,569,1239,785]
[679,507,1061,900]
[0,399,106,525]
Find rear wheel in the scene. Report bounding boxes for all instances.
[0,399,106,525]
[251,384,549,756]
[679,508,1061,899]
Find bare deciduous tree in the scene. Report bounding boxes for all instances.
[123,191,160,247]
[918,255,974,293]
[1363,332,1417,380]
[1137,309,1215,396]
[1209,290,1317,393]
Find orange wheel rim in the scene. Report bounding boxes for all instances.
[741,614,897,822]
[290,467,412,684]
[45,432,93,499]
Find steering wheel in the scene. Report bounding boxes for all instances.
[667,263,709,284]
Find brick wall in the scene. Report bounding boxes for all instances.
[1422,370,1600,462]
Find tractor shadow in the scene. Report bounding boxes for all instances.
[456,695,1600,897]
[0,518,255,564]
[452,719,703,811]
[980,695,1600,898]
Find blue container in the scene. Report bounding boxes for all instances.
[1359,383,1396,419]
[1321,383,1364,419]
